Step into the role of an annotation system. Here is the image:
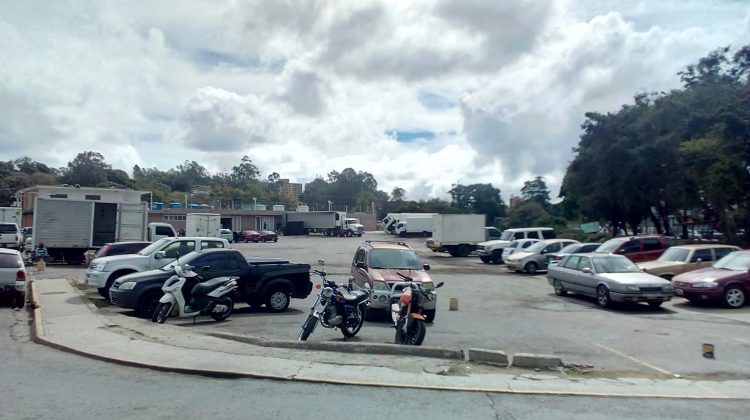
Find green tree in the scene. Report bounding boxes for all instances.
[60,151,111,186]
[520,176,550,208]
[449,183,507,224]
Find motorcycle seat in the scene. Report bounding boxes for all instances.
[191,277,231,297]
[340,290,368,304]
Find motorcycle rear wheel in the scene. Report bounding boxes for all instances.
[340,306,365,338]
[152,302,172,324]
[298,314,317,341]
[210,297,234,321]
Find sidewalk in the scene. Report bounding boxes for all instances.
[30,277,750,399]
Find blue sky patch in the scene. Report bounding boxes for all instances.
[418,91,456,110]
[386,130,436,143]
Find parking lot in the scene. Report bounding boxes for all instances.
[65,232,750,379]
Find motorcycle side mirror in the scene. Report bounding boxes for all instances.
[423,264,431,271]
[356,262,367,269]
[435,282,445,289]
[155,251,166,259]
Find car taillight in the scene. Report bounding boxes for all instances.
[17,270,26,281]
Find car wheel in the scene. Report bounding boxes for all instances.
[524,262,538,275]
[723,285,746,309]
[596,285,611,308]
[274,238,278,242]
[479,256,491,264]
[97,287,108,298]
[553,279,567,296]
[647,300,663,309]
[490,250,503,264]
[265,287,290,312]
[137,291,163,318]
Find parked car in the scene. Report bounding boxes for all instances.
[219,228,234,243]
[259,230,278,242]
[0,248,26,308]
[639,244,739,280]
[545,242,602,267]
[502,238,541,261]
[109,248,312,317]
[672,250,750,309]
[548,253,674,308]
[350,240,437,322]
[595,235,671,263]
[239,230,262,243]
[0,223,22,250]
[505,239,580,274]
[94,241,152,258]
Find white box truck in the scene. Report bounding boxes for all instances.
[394,215,434,237]
[185,213,221,238]
[0,207,22,225]
[383,212,437,233]
[427,214,489,257]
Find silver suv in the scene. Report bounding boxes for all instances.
[0,223,22,250]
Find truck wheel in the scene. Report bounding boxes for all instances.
[490,250,503,264]
[265,284,291,312]
[103,272,131,303]
[455,244,471,257]
[479,256,491,263]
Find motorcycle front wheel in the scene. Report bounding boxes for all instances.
[340,305,365,338]
[152,302,172,324]
[394,318,425,345]
[210,297,234,321]
[298,314,318,341]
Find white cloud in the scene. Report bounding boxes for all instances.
[0,0,748,200]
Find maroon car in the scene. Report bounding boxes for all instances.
[259,230,278,242]
[672,250,749,309]
[239,230,261,243]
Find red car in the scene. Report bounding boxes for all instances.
[239,230,261,243]
[259,230,278,242]
[672,250,750,309]
[595,235,671,263]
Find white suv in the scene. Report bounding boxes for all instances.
[476,227,555,264]
[0,223,22,250]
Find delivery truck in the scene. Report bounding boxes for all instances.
[0,207,22,225]
[285,211,362,237]
[393,215,434,237]
[426,214,501,257]
[185,213,221,238]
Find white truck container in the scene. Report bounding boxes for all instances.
[185,213,221,238]
[394,215,434,237]
[285,211,352,236]
[384,213,437,233]
[0,207,22,225]
[427,214,488,257]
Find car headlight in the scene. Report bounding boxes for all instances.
[692,282,718,288]
[661,284,674,291]
[625,285,640,291]
[372,280,389,290]
[118,282,137,290]
[92,262,108,271]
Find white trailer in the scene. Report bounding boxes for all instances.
[394,216,434,237]
[285,211,351,236]
[0,207,22,225]
[185,213,221,238]
[427,214,487,257]
[383,212,437,233]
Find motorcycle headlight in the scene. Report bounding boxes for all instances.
[372,281,389,290]
[118,282,137,290]
[322,287,334,298]
[92,262,108,271]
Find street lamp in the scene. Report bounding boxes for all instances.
[253,197,257,210]
[327,200,332,211]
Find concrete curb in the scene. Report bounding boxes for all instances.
[207,331,465,360]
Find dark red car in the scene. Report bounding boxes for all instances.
[595,235,671,263]
[239,230,261,243]
[672,250,749,309]
[259,230,278,242]
[94,241,151,258]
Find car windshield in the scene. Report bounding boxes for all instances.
[592,256,641,273]
[0,254,21,268]
[499,231,514,241]
[369,249,422,270]
[712,252,750,271]
[658,247,690,262]
[596,239,625,253]
[526,241,547,253]
[137,238,172,256]
[559,243,580,254]
[0,224,18,233]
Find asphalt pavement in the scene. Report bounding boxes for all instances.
[26,268,750,399]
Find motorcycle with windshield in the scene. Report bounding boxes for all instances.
[391,273,444,345]
[298,261,371,341]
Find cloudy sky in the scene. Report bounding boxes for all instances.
[1,0,748,201]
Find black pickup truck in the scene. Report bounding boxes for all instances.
[109,248,312,317]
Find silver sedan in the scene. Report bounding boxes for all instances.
[547,253,674,308]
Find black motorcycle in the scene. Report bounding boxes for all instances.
[391,273,444,345]
[298,266,370,341]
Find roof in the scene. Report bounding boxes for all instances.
[0,248,21,256]
[670,244,739,250]
[363,240,411,250]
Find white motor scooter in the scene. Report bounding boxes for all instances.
[151,264,238,324]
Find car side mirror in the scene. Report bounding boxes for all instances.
[423,264,430,271]
[356,262,366,269]
[155,251,166,259]
[694,258,702,264]
[582,267,592,274]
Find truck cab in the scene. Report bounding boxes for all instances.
[344,218,364,237]
[147,222,177,241]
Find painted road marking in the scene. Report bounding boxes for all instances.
[593,342,673,375]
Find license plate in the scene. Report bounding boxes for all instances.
[645,295,660,300]
[675,289,684,296]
